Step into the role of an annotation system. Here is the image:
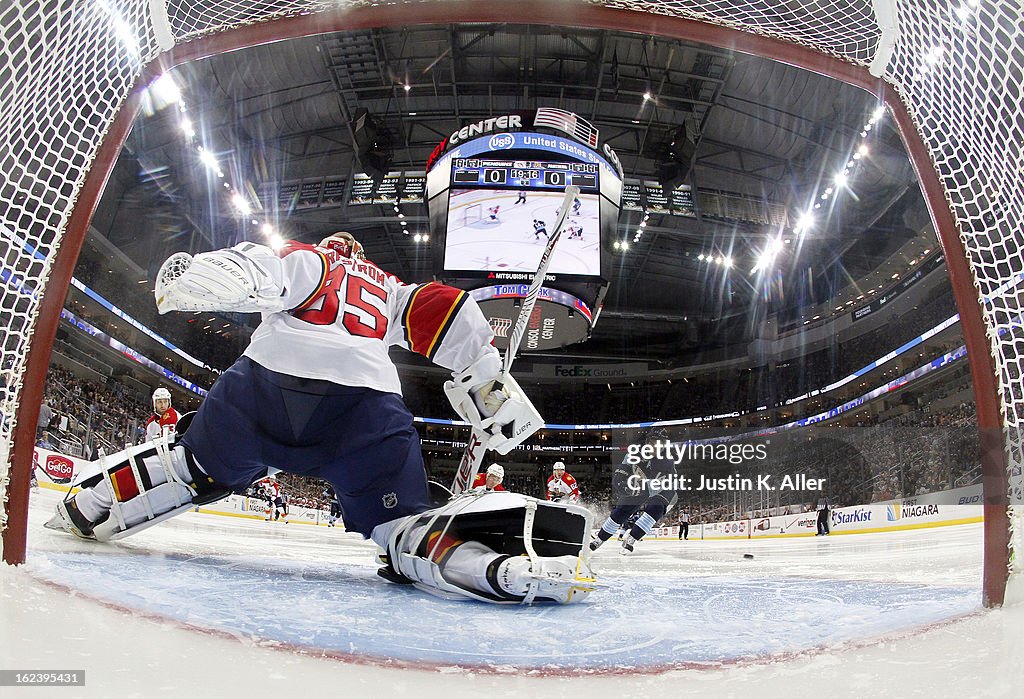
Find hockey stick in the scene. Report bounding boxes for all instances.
[451,185,581,494]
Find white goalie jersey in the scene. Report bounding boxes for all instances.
[231,240,494,395]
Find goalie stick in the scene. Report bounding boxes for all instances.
[451,185,581,494]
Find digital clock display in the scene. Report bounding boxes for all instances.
[450,158,599,193]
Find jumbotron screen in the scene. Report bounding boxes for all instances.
[442,158,601,276]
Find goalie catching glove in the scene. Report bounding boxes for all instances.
[155,244,285,314]
[444,351,542,454]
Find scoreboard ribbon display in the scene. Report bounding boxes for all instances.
[451,158,599,192]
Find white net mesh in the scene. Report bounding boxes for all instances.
[2,1,1021,588]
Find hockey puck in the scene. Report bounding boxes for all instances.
[743,554,754,559]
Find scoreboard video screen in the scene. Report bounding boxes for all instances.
[444,158,601,276]
[425,120,622,351]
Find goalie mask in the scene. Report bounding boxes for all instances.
[319,232,365,261]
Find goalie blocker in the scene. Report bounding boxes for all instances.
[372,490,599,604]
[45,413,231,541]
[444,352,542,455]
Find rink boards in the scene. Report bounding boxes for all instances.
[32,446,983,539]
[652,485,984,541]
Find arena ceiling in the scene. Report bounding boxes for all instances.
[90,23,928,366]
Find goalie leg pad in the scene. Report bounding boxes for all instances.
[46,438,228,542]
[371,491,599,604]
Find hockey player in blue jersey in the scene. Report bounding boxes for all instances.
[46,232,598,604]
[590,427,678,554]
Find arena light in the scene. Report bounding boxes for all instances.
[260,223,274,237]
[152,73,182,105]
[268,234,284,251]
[179,117,195,138]
[97,0,140,60]
[198,148,218,171]
[230,193,252,215]
[752,237,785,273]
[795,211,815,233]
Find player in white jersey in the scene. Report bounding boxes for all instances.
[145,387,180,442]
[46,232,596,604]
[255,474,287,522]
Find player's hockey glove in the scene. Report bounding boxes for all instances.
[444,351,543,454]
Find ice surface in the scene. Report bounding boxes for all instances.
[3,488,1023,697]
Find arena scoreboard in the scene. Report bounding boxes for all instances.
[450,159,599,192]
[425,110,623,351]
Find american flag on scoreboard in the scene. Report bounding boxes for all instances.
[533,108,600,148]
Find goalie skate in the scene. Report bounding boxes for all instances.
[498,554,601,604]
[44,498,100,540]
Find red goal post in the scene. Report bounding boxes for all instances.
[1,1,1019,607]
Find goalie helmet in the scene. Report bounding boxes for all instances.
[319,231,365,261]
[152,387,172,411]
[553,461,566,472]
[486,463,504,479]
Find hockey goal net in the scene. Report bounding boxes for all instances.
[461,203,483,228]
[2,1,1022,606]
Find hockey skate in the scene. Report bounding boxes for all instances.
[44,498,103,540]
[588,534,605,552]
[496,554,600,604]
[620,535,636,554]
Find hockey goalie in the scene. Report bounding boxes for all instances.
[46,232,598,604]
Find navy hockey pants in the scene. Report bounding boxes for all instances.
[181,356,431,536]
